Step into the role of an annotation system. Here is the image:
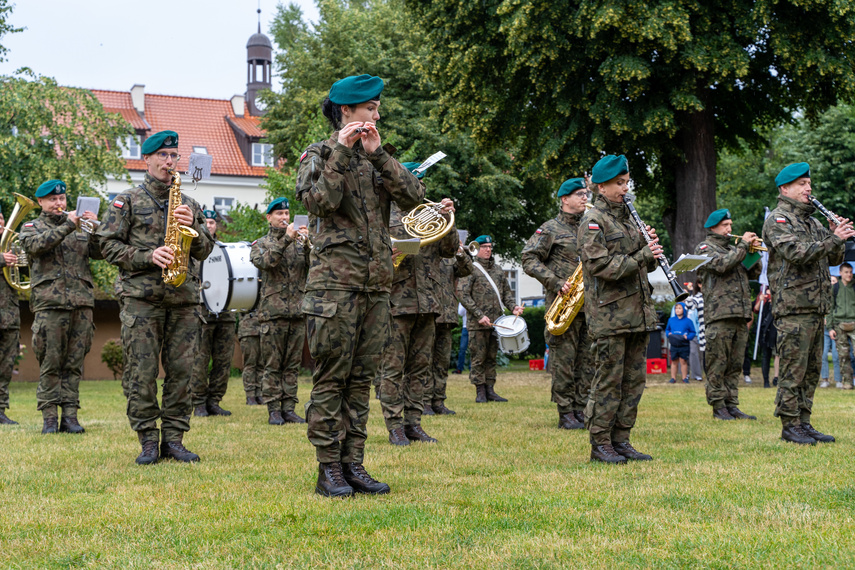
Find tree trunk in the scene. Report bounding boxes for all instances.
[668,110,718,258]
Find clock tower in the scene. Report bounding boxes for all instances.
[246,10,272,116]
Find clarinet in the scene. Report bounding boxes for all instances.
[622,194,689,302]
[809,196,842,225]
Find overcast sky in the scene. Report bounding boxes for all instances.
[0,0,319,99]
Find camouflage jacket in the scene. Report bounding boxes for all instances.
[829,280,855,328]
[295,135,425,293]
[389,203,458,317]
[19,211,102,312]
[762,195,844,319]
[521,209,583,308]
[577,193,658,340]
[238,311,260,338]
[0,256,20,328]
[694,231,758,324]
[98,173,214,307]
[250,225,310,321]
[456,256,516,331]
[436,250,473,325]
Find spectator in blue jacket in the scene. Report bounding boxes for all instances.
[666,302,696,384]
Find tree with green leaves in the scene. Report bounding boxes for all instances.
[405,0,855,256]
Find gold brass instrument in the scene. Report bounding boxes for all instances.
[467,240,480,256]
[162,169,199,287]
[545,263,585,335]
[1,192,37,293]
[58,209,101,234]
[727,233,767,253]
[392,201,455,269]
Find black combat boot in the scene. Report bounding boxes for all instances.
[781,425,816,445]
[282,410,306,424]
[558,412,584,430]
[590,444,628,464]
[207,403,232,416]
[802,423,835,443]
[727,407,757,420]
[712,407,735,420]
[432,401,456,415]
[405,424,437,443]
[42,416,58,435]
[268,410,285,425]
[423,403,436,416]
[388,427,410,446]
[135,440,159,465]
[59,416,85,434]
[343,463,391,495]
[194,405,209,417]
[0,410,18,425]
[573,410,586,424]
[485,384,508,402]
[246,395,259,406]
[160,440,200,462]
[475,384,487,403]
[613,442,653,461]
[316,462,354,497]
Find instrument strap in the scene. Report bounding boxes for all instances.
[472,261,507,312]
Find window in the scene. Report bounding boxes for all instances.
[504,269,518,302]
[120,135,141,159]
[214,197,234,214]
[192,146,208,154]
[251,143,274,166]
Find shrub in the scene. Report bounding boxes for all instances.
[101,338,123,380]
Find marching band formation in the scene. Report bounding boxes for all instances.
[1,74,853,497]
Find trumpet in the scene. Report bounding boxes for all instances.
[58,209,101,234]
[467,240,480,256]
[727,233,767,253]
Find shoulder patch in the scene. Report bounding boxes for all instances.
[776,217,787,223]
[299,151,308,163]
[23,222,34,228]
[535,229,542,234]
[699,244,708,250]
[588,223,600,230]
[113,200,124,209]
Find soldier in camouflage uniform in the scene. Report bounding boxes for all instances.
[380,195,458,446]
[250,197,309,426]
[762,162,853,445]
[295,75,424,497]
[457,235,524,403]
[426,230,473,416]
[578,155,661,464]
[238,311,262,405]
[192,211,237,417]
[98,130,215,464]
[694,208,761,421]
[522,178,594,430]
[828,263,855,389]
[19,179,102,435]
[0,211,21,425]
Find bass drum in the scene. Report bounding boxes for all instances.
[494,314,530,355]
[200,241,259,313]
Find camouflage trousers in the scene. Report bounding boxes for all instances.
[121,298,198,443]
[469,329,499,387]
[426,323,455,404]
[239,334,262,398]
[260,317,305,413]
[833,324,855,384]
[585,331,648,446]
[774,314,823,427]
[380,313,436,430]
[703,318,747,410]
[191,317,236,408]
[546,315,593,414]
[0,328,19,411]
[304,290,389,464]
[33,308,94,416]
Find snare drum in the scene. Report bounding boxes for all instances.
[494,314,530,355]
[200,242,260,313]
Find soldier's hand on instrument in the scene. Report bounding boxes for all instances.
[152,246,175,269]
[649,240,664,259]
[173,204,193,226]
[285,223,299,240]
[560,279,573,295]
[66,210,81,225]
[742,231,758,244]
[512,305,524,316]
[338,122,366,148]
[2,252,17,265]
[479,315,492,327]
[439,198,455,215]
[830,329,838,341]
[81,210,97,220]
[833,218,855,240]
[646,225,658,240]
[360,122,381,154]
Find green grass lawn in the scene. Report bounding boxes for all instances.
[1,368,854,568]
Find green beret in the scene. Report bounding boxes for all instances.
[402,161,425,180]
[591,155,629,184]
[202,210,218,220]
[703,208,731,228]
[35,179,66,198]
[557,178,586,197]
[775,162,810,187]
[474,235,492,245]
[266,197,289,214]
[328,75,384,105]
[141,130,179,155]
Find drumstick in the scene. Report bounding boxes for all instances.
[491,323,515,331]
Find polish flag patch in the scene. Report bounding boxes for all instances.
[299,151,308,163]
[588,223,600,230]
[535,229,542,234]
[23,222,34,228]
[251,240,257,245]
[776,217,787,223]
[699,244,708,250]
[113,200,124,209]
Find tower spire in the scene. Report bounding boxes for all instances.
[257,1,261,34]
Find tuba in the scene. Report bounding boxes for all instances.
[1,193,37,293]
[392,201,455,269]
[162,170,199,287]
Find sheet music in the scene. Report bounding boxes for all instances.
[75,197,101,216]
[413,151,447,174]
[670,254,711,274]
[187,153,214,181]
[457,229,469,244]
[391,237,421,255]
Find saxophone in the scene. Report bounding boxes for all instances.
[162,169,199,287]
[544,263,584,335]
